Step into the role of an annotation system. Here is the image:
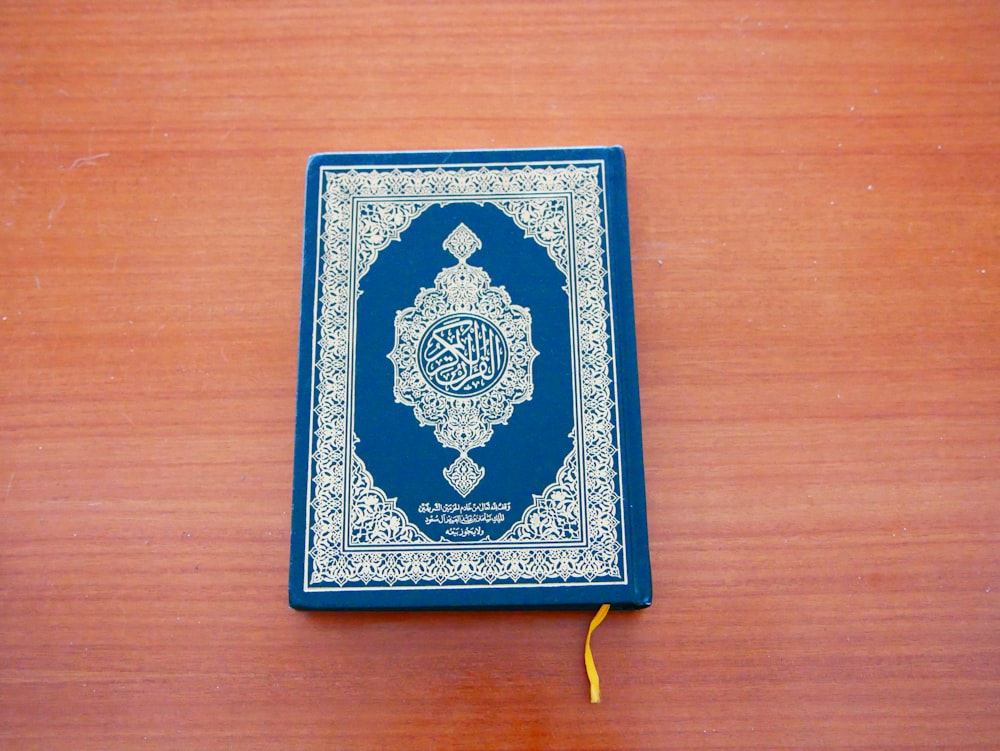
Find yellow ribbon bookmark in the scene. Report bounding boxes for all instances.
[584,603,612,703]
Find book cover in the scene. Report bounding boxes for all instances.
[289,147,651,609]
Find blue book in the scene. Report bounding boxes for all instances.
[289,147,651,609]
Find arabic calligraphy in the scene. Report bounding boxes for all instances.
[421,500,510,540]
[444,526,484,538]
[417,501,512,514]
[418,313,509,397]
[422,513,507,526]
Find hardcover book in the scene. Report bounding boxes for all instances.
[289,147,651,609]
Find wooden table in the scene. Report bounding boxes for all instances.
[2,2,997,748]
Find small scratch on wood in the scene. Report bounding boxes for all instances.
[112,254,119,272]
[4,473,13,502]
[48,197,66,229]
[68,153,110,170]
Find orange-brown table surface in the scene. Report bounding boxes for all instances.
[2,2,997,749]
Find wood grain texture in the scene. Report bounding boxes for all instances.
[1,1,997,748]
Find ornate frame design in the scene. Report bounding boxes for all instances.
[304,160,627,589]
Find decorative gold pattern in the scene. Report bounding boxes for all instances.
[305,161,626,589]
[389,224,537,498]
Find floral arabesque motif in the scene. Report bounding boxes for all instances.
[388,224,537,498]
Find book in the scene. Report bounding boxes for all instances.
[289,146,651,610]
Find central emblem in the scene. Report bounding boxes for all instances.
[388,223,537,497]
[418,313,509,397]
